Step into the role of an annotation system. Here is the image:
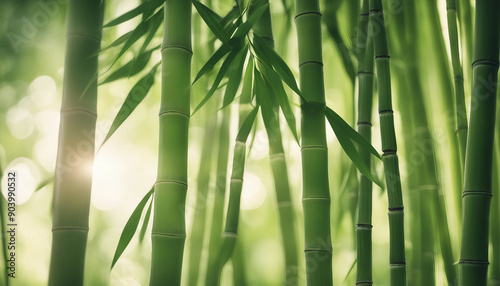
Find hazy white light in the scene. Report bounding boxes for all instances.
[28,75,57,108]
[33,136,58,172]
[248,130,268,161]
[35,110,59,135]
[1,157,41,205]
[241,173,266,210]
[6,107,34,139]
[0,85,16,107]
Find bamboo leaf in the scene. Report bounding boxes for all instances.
[139,198,153,243]
[221,48,247,109]
[192,45,244,114]
[34,177,54,192]
[259,64,299,144]
[325,107,381,160]
[232,3,269,38]
[236,106,259,142]
[191,0,230,44]
[111,187,154,269]
[109,8,162,70]
[251,34,302,97]
[136,8,163,56]
[193,44,231,85]
[100,31,133,54]
[342,258,357,284]
[100,63,160,149]
[101,46,158,84]
[325,109,382,188]
[104,0,163,28]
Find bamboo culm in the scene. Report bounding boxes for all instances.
[252,2,299,284]
[459,1,500,284]
[355,0,374,284]
[48,1,103,285]
[294,0,333,284]
[150,0,192,284]
[369,0,406,284]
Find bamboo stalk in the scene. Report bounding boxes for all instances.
[459,0,500,284]
[369,0,406,284]
[48,1,103,285]
[294,0,333,284]
[150,1,192,284]
[355,0,374,285]
[252,2,299,284]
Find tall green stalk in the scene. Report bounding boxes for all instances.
[48,1,103,285]
[253,2,299,284]
[445,0,468,176]
[490,88,500,285]
[355,0,374,285]
[205,107,231,285]
[369,0,406,284]
[459,0,500,285]
[294,0,332,284]
[150,0,192,284]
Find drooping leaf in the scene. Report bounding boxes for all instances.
[34,177,54,192]
[236,106,259,142]
[100,31,133,54]
[192,45,245,114]
[100,63,160,149]
[109,8,163,70]
[232,3,269,38]
[251,34,302,97]
[111,187,154,269]
[325,108,382,188]
[136,7,163,56]
[139,197,153,243]
[343,258,357,284]
[221,48,248,109]
[325,107,381,160]
[104,0,163,28]
[192,44,231,85]
[191,0,230,44]
[259,63,299,144]
[101,46,158,84]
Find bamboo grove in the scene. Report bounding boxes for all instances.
[1,0,500,285]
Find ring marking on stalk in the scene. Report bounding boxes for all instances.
[155,180,188,187]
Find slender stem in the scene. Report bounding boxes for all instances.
[459,0,500,284]
[355,0,374,285]
[294,0,333,284]
[150,1,192,285]
[369,0,406,284]
[48,1,103,285]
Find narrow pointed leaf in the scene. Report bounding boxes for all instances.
[139,198,153,243]
[325,106,381,160]
[111,188,154,269]
[232,3,269,38]
[100,63,160,148]
[252,34,302,97]
[100,31,133,54]
[325,110,382,188]
[104,0,163,28]
[221,48,247,109]
[191,0,229,43]
[192,45,244,114]
[101,46,158,84]
[236,106,259,142]
[136,8,163,56]
[192,44,231,85]
[34,177,54,192]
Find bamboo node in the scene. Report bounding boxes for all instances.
[375,54,390,59]
[294,11,322,20]
[155,180,188,187]
[299,60,324,67]
[388,206,404,212]
[304,248,332,253]
[151,232,187,238]
[52,226,89,232]
[357,121,372,126]
[461,191,493,198]
[158,110,190,118]
[472,59,500,68]
[459,259,489,265]
[60,107,98,117]
[356,223,373,229]
[161,45,193,55]
[355,280,373,285]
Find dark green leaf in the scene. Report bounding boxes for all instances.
[236,106,259,142]
[104,0,163,28]
[136,7,163,56]
[191,0,230,44]
[111,188,154,269]
[193,44,231,85]
[325,107,381,160]
[139,198,153,243]
[252,35,302,98]
[221,48,248,109]
[192,45,244,114]
[232,3,269,38]
[101,46,158,84]
[325,109,382,188]
[100,63,160,149]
